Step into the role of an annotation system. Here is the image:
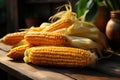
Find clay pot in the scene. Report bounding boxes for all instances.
[92,6,110,33]
[106,10,120,50]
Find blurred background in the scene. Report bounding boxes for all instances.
[0,0,6,38]
[0,0,77,38]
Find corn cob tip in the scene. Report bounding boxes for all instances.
[87,51,98,66]
[1,31,26,45]
[24,50,30,63]
[7,44,30,59]
[0,39,3,44]
[0,38,2,42]
[23,56,30,63]
[0,37,5,42]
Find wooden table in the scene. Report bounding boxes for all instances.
[0,43,120,80]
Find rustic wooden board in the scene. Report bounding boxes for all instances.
[93,59,120,77]
[0,43,120,80]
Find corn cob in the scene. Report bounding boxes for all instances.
[66,21,108,51]
[42,18,73,32]
[7,44,30,59]
[66,36,102,53]
[66,21,100,40]
[1,31,26,45]
[24,46,98,67]
[24,32,68,46]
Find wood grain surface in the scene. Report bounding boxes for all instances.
[0,43,120,80]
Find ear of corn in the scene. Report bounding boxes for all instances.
[66,21,108,52]
[42,18,73,32]
[1,31,26,45]
[66,35,102,52]
[66,21,100,40]
[7,44,30,59]
[24,46,98,67]
[24,32,68,46]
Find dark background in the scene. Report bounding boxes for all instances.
[0,0,77,38]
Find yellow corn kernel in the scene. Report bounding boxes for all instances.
[52,28,67,34]
[13,39,28,48]
[7,44,30,59]
[24,46,98,67]
[42,18,73,32]
[24,32,68,46]
[1,31,26,45]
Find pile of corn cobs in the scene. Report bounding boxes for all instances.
[0,3,108,67]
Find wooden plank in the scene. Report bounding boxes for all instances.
[0,43,12,52]
[92,59,120,77]
[0,51,74,80]
[42,67,120,80]
[0,43,120,80]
